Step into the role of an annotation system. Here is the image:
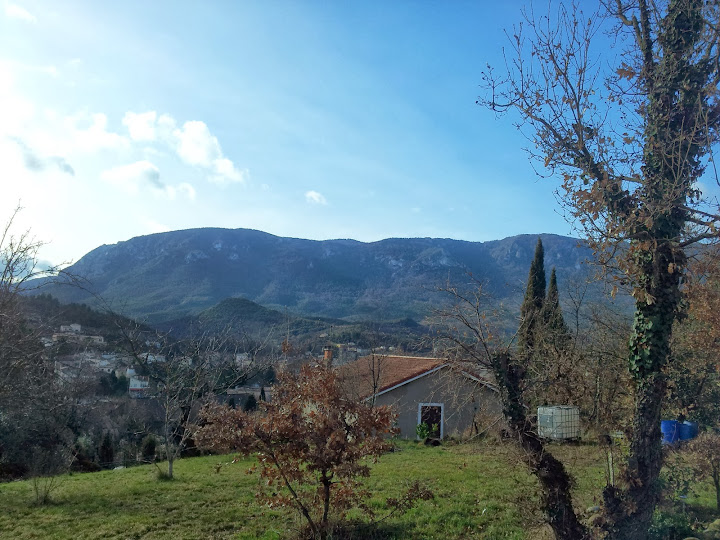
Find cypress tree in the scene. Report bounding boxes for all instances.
[540,267,570,349]
[542,267,568,333]
[519,237,546,354]
[98,432,115,468]
[243,394,258,412]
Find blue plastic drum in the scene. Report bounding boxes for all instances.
[661,420,679,444]
[679,421,698,441]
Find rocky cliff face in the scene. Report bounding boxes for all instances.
[38,228,599,323]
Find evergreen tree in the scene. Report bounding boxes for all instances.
[259,386,267,402]
[518,238,546,354]
[541,268,570,344]
[141,435,156,462]
[243,394,258,412]
[98,432,115,468]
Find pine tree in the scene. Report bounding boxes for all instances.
[518,237,546,354]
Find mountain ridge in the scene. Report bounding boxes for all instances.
[36,228,600,323]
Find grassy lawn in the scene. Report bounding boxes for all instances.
[0,439,710,539]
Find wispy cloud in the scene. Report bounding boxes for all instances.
[101,160,196,201]
[63,112,129,154]
[9,137,74,175]
[305,190,328,205]
[4,2,36,23]
[101,160,162,194]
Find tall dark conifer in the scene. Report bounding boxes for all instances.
[542,268,570,340]
[519,237,546,354]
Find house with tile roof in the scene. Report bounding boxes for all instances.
[337,355,501,439]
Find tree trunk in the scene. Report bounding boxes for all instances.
[320,474,331,540]
[493,353,590,540]
[603,374,666,539]
[604,242,680,539]
[167,455,174,479]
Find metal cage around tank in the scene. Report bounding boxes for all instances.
[537,405,581,441]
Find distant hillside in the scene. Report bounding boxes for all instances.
[157,297,430,350]
[33,228,607,323]
[19,294,152,345]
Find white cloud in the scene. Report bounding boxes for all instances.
[305,190,328,205]
[174,120,220,167]
[173,120,244,182]
[142,219,172,235]
[58,113,128,154]
[123,111,157,141]
[122,112,245,184]
[101,160,196,201]
[5,2,36,23]
[211,157,244,184]
[101,160,161,194]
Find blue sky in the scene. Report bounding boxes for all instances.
[2,1,580,265]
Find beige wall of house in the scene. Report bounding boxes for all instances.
[373,367,501,439]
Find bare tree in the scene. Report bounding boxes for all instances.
[117,322,269,479]
[434,279,590,539]
[479,1,720,537]
[0,206,78,489]
[0,206,61,401]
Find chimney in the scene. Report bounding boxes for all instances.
[323,345,333,367]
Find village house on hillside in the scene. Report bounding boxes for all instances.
[52,323,105,345]
[337,355,500,439]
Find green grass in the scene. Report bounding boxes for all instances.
[0,440,712,539]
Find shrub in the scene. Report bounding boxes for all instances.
[686,431,720,511]
[242,394,257,412]
[416,422,431,439]
[648,510,694,540]
[196,364,404,539]
[141,435,156,463]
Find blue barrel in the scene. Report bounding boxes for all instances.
[661,420,679,444]
[679,421,698,441]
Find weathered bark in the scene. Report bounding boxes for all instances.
[603,374,667,539]
[604,240,682,539]
[601,0,708,533]
[493,353,590,540]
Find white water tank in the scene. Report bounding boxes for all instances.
[538,406,580,440]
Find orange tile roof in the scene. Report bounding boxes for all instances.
[337,355,445,399]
